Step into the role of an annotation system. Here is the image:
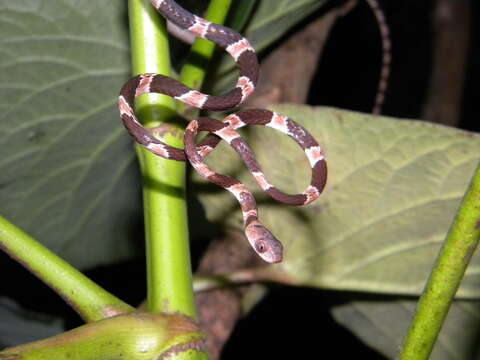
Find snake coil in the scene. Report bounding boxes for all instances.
[119,0,327,263]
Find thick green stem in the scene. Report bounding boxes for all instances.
[128,0,235,319]
[177,0,233,115]
[398,162,480,359]
[0,311,206,360]
[0,216,134,322]
[128,0,195,318]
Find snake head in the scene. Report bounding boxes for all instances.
[246,222,283,263]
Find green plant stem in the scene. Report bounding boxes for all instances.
[177,0,233,115]
[128,0,196,318]
[0,216,134,322]
[398,162,480,360]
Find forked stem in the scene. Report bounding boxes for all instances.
[0,216,134,322]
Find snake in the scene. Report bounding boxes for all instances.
[118,0,327,263]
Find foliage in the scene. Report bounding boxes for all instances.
[1,0,480,359]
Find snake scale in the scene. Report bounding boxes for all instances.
[119,0,327,263]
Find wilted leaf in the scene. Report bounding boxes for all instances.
[195,104,480,297]
[332,299,480,359]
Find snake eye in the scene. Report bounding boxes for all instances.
[255,241,267,253]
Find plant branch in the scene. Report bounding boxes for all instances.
[0,216,134,323]
[398,162,480,359]
[422,0,470,126]
[128,0,196,318]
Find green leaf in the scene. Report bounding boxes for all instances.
[227,0,256,32]
[0,0,137,269]
[332,299,480,359]
[195,104,480,297]
[244,0,325,50]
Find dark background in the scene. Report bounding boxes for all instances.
[1,0,478,358]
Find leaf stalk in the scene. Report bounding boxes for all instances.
[399,162,480,359]
[0,216,134,322]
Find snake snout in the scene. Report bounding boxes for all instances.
[255,230,283,264]
[245,222,283,263]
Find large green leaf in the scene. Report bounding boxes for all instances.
[332,299,480,359]
[0,0,323,269]
[0,0,137,269]
[195,104,480,297]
